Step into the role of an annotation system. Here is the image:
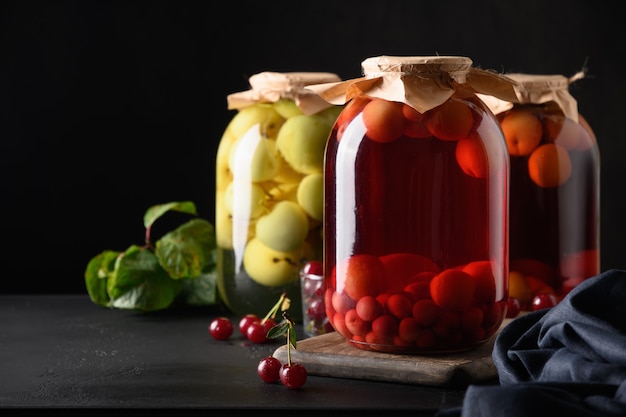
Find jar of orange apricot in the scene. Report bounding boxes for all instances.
[479,72,600,314]
[215,72,343,321]
[313,56,516,354]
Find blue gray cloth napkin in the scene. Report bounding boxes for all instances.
[437,268,626,416]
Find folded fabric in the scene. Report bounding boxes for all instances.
[436,268,626,417]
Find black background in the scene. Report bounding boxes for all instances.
[2,0,624,294]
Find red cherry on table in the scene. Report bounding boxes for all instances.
[279,363,308,389]
[262,318,277,333]
[246,321,269,344]
[238,314,259,335]
[257,356,282,383]
[209,317,234,340]
[531,293,559,311]
[506,297,521,318]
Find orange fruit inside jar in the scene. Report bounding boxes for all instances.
[425,98,475,141]
[496,93,600,312]
[500,108,543,156]
[527,143,572,188]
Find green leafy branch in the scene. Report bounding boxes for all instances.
[260,292,299,364]
[84,201,218,312]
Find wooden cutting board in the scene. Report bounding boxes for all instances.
[273,319,511,387]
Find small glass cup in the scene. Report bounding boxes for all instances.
[300,262,331,338]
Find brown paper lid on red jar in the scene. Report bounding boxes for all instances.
[478,72,585,122]
[307,55,519,114]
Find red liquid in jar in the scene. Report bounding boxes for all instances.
[324,93,508,354]
[503,104,600,310]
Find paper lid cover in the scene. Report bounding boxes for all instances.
[226,72,342,115]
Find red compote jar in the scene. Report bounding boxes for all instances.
[479,72,600,314]
[314,56,517,354]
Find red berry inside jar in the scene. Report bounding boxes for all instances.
[300,261,331,337]
[323,57,509,354]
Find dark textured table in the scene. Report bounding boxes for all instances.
[0,295,472,416]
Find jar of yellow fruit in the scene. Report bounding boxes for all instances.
[215,72,342,321]
[479,72,600,313]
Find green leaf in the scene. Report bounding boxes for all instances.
[181,269,218,305]
[143,201,198,229]
[107,245,183,311]
[84,250,120,306]
[267,320,290,339]
[155,218,216,279]
[289,326,298,349]
[85,200,219,312]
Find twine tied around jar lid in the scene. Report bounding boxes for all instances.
[478,71,586,122]
[226,71,341,115]
[306,55,519,114]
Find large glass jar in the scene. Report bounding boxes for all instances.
[480,72,600,313]
[318,56,515,354]
[215,72,342,321]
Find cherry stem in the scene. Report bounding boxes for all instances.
[286,325,292,366]
[261,292,288,324]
